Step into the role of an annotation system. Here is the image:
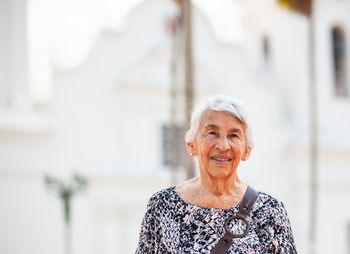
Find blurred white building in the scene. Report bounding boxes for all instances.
[0,0,349,253]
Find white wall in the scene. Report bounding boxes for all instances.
[1,0,350,253]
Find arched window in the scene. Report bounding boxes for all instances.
[262,35,271,72]
[332,26,348,97]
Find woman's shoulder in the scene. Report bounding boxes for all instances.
[150,186,175,198]
[250,190,290,226]
[146,186,178,208]
[253,190,288,215]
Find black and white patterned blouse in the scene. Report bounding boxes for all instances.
[136,186,297,254]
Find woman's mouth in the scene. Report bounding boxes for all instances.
[210,157,232,162]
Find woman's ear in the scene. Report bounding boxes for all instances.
[186,142,196,156]
[241,148,250,161]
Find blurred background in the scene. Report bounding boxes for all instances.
[0,0,349,253]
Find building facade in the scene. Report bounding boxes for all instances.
[0,0,349,253]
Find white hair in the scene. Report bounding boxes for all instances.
[185,95,254,154]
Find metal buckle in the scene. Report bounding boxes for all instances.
[224,214,250,239]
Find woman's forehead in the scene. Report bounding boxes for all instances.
[199,110,243,129]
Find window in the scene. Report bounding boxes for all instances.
[262,35,271,72]
[331,26,348,97]
[161,124,185,167]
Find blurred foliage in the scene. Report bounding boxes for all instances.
[277,0,312,16]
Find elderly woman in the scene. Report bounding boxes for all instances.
[136,95,297,253]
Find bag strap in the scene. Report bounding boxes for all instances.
[237,185,259,218]
[210,186,259,254]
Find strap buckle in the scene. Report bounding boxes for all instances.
[210,186,258,254]
[224,214,250,238]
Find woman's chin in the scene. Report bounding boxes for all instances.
[207,168,233,179]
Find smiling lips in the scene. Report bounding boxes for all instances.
[210,156,232,162]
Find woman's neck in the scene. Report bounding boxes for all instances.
[175,175,248,209]
[197,171,246,196]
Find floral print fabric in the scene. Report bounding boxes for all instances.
[136,186,297,254]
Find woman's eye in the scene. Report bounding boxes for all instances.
[208,131,217,135]
[230,134,239,138]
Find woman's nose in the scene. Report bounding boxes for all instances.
[215,137,230,151]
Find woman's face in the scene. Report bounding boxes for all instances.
[187,110,249,179]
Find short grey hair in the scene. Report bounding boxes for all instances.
[185,95,254,154]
